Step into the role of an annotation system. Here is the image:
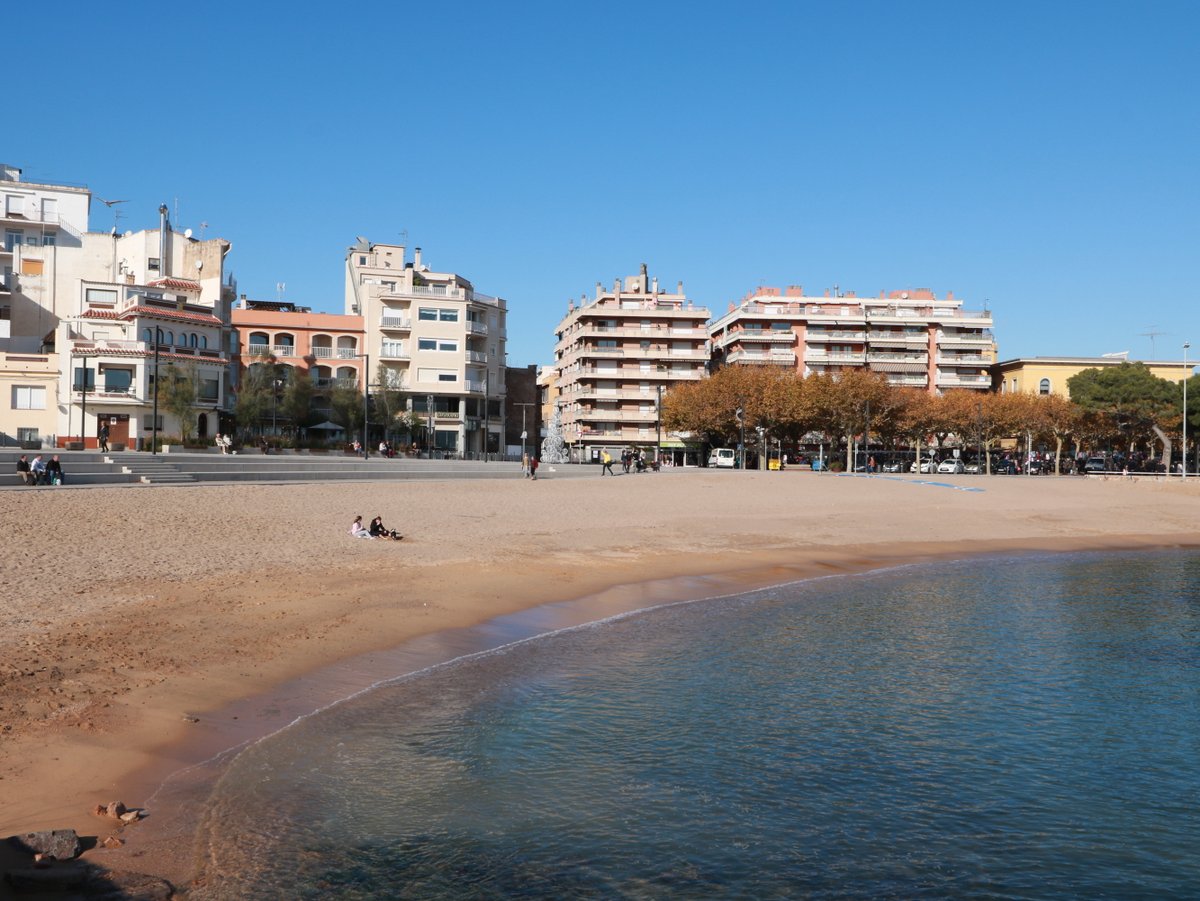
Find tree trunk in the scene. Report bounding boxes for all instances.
[1152,424,1172,472]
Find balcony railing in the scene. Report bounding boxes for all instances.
[868,352,928,362]
[807,330,867,342]
[726,350,796,365]
[380,316,411,329]
[936,374,992,386]
[867,331,929,343]
[465,380,485,393]
[271,344,297,357]
[806,352,867,364]
[380,343,409,359]
[466,350,487,363]
[467,322,489,336]
[936,354,990,365]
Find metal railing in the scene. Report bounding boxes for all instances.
[380,316,411,329]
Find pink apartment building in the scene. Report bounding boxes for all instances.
[708,286,995,392]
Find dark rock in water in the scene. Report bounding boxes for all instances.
[8,828,82,860]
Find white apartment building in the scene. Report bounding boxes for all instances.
[552,265,710,463]
[345,241,506,456]
[1,162,236,449]
[1,163,91,347]
[708,285,995,392]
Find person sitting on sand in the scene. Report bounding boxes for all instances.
[369,515,402,541]
[349,515,374,539]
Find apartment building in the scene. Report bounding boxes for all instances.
[55,217,235,448]
[1,163,91,348]
[552,265,710,462]
[709,286,995,392]
[345,240,506,456]
[232,298,365,434]
[1,162,238,448]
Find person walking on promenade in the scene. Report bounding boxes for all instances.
[16,454,32,485]
[529,455,539,480]
[99,423,110,453]
[601,450,615,476]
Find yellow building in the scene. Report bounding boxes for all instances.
[0,350,59,448]
[993,356,1193,397]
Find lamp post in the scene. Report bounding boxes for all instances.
[348,352,370,458]
[1184,342,1191,480]
[656,384,663,464]
[79,356,91,449]
[427,393,435,458]
[151,328,161,455]
[514,402,536,472]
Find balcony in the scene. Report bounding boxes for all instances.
[806,351,867,364]
[732,331,796,344]
[726,349,796,365]
[465,380,485,393]
[936,354,990,366]
[867,331,929,344]
[939,332,994,346]
[576,408,658,422]
[885,375,930,387]
[380,342,409,360]
[806,330,867,343]
[467,321,489,336]
[271,344,297,357]
[73,385,141,402]
[935,374,992,387]
[867,352,928,363]
[381,315,411,331]
[466,350,487,363]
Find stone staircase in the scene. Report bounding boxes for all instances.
[116,458,197,484]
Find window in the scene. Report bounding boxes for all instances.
[148,258,161,271]
[17,427,39,443]
[189,334,198,348]
[42,234,56,247]
[73,368,96,390]
[771,322,791,330]
[418,308,438,321]
[86,288,118,306]
[142,328,153,343]
[598,339,617,348]
[418,338,437,350]
[103,369,133,393]
[359,255,367,265]
[438,373,456,382]
[438,340,457,352]
[199,378,219,401]
[4,230,22,251]
[199,335,208,349]
[439,309,458,322]
[1039,378,1051,395]
[12,386,46,409]
[21,259,43,276]
[143,415,164,431]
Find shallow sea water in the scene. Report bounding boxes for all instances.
[191,550,1200,899]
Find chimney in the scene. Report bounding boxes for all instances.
[158,204,170,278]
[414,247,422,268]
[651,277,659,294]
[677,281,683,294]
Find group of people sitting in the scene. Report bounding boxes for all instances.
[349,515,403,541]
[16,454,64,486]
[214,433,234,454]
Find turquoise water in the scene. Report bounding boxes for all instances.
[192,550,1200,899]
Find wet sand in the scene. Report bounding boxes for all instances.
[1,469,1197,887]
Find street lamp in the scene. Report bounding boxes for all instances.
[514,402,536,472]
[151,327,162,455]
[1184,342,1191,480]
[656,384,663,465]
[349,352,370,459]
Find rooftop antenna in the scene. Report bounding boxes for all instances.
[276,282,286,302]
[199,221,208,239]
[1139,327,1167,358]
[399,229,408,244]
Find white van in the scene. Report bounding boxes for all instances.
[708,448,736,468]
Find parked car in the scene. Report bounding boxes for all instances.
[937,458,965,474]
[1084,457,1108,473]
[963,458,982,474]
[910,458,936,474]
[993,458,1019,475]
[882,460,906,473]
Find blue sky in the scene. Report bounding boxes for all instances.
[13,1,1198,366]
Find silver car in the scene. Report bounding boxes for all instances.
[937,458,965,474]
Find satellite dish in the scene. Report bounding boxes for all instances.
[195,259,204,270]
[184,228,193,239]
[124,230,133,237]
[110,227,117,236]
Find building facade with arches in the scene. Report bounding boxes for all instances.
[231,299,365,436]
[992,356,1193,398]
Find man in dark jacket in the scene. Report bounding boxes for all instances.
[16,454,31,485]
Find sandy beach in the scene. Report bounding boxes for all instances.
[1,468,1198,887]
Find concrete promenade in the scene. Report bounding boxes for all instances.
[0,449,604,487]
